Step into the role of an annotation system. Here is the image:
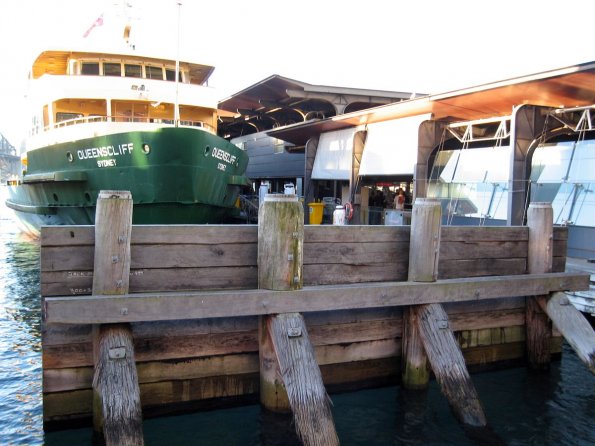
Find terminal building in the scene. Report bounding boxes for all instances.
[218,63,595,259]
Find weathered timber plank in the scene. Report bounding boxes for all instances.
[304,242,409,264]
[304,307,402,326]
[42,311,523,370]
[41,246,94,272]
[44,353,261,392]
[44,338,400,393]
[443,296,525,314]
[439,258,526,279]
[304,263,406,285]
[305,225,410,243]
[44,389,94,419]
[44,317,259,346]
[44,343,92,369]
[139,374,261,408]
[43,315,402,369]
[462,342,525,366]
[44,272,589,324]
[43,324,93,345]
[553,226,568,241]
[456,326,525,349]
[41,225,259,246]
[441,226,527,242]
[439,241,527,261]
[42,244,258,272]
[41,224,544,246]
[449,310,524,332]
[552,257,566,273]
[320,357,397,386]
[42,266,259,297]
[131,244,257,268]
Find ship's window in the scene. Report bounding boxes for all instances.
[166,69,182,82]
[103,62,122,77]
[146,66,164,80]
[81,62,100,75]
[125,64,142,78]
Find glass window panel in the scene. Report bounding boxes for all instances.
[530,141,573,182]
[146,66,163,79]
[428,144,510,220]
[124,64,142,78]
[81,62,99,75]
[531,138,595,226]
[571,182,595,226]
[103,62,121,76]
[568,139,595,183]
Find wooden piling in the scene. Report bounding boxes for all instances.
[268,313,339,446]
[403,198,486,426]
[91,191,143,446]
[402,198,440,389]
[539,292,595,374]
[526,202,553,370]
[258,194,339,445]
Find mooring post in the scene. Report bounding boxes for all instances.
[258,194,339,445]
[526,202,554,370]
[403,198,487,426]
[92,191,144,446]
[402,198,440,389]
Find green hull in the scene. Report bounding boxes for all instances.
[6,127,250,235]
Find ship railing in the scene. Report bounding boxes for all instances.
[47,115,215,134]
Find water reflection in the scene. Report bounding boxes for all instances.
[0,198,43,444]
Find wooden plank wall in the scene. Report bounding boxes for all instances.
[40,224,567,426]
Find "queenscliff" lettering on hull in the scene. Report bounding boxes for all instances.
[77,143,134,160]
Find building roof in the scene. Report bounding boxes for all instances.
[217,74,422,139]
[269,61,595,145]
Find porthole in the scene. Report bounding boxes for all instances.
[142,143,151,154]
[204,146,211,156]
[53,193,59,202]
[84,192,91,202]
[66,152,74,162]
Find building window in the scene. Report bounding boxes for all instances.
[273,138,284,154]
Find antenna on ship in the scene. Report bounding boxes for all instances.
[174,1,182,126]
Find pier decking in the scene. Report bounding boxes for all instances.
[39,192,593,444]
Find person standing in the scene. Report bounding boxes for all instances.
[394,188,405,210]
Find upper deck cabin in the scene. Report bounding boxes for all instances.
[26,50,222,147]
[31,50,214,85]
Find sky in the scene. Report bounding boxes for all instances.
[0,0,593,148]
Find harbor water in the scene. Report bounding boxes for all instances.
[1,187,595,445]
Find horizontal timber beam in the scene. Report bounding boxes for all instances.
[43,272,589,325]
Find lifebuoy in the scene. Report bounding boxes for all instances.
[344,202,354,221]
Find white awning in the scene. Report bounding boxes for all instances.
[311,128,358,180]
[359,113,432,176]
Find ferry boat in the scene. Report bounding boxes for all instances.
[5,15,249,236]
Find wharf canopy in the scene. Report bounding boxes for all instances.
[217,75,421,195]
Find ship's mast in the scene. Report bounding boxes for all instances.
[174,1,182,126]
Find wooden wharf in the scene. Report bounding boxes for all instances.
[40,191,595,444]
